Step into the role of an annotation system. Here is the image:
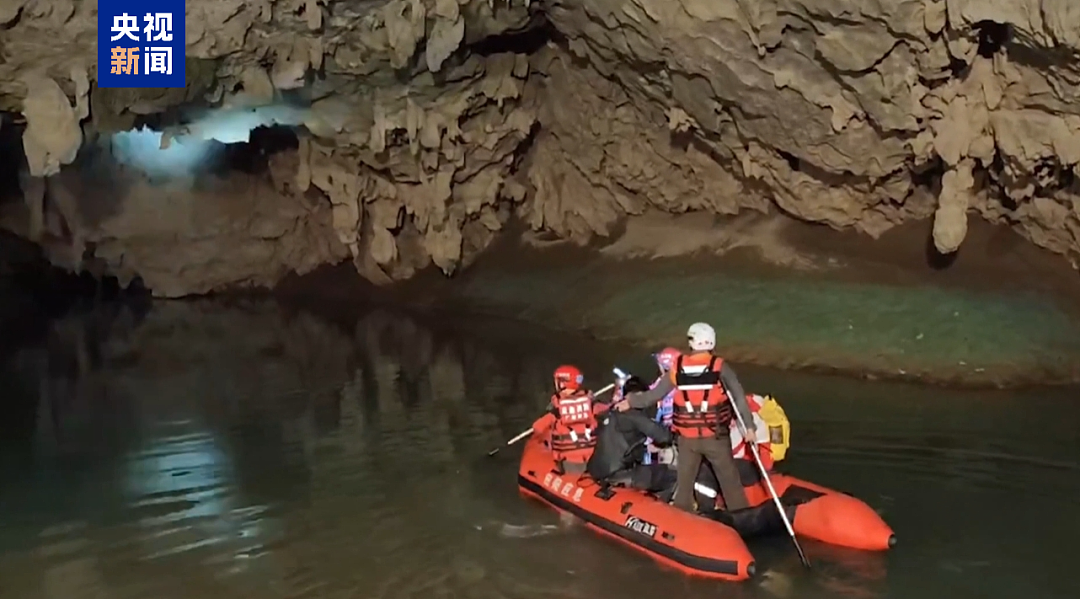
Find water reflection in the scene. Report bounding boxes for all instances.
[126,430,238,559]
[0,299,1076,599]
[0,300,596,599]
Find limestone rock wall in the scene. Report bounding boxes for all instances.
[293,50,541,284]
[1,0,1079,296]
[542,0,1080,267]
[2,0,543,294]
[1,158,349,297]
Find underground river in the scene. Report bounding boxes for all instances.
[0,299,1077,599]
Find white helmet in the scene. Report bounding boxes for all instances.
[687,322,716,351]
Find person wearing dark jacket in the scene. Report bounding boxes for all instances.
[586,377,678,501]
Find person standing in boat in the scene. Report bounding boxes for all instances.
[613,322,756,512]
[531,365,605,475]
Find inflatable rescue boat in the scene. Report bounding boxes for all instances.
[517,436,895,581]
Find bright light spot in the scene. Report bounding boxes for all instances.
[125,431,234,522]
[185,105,308,144]
[109,127,213,178]
[107,104,308,179]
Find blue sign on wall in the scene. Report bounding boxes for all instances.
[97,0,186,88]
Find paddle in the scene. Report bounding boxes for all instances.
[486,382,616,457]
[731,396,812,569]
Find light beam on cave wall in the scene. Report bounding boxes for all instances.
[107,105,309,179]
[185,105,307,144]
[109,127,211,178]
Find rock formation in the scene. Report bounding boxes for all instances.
[0,0,1078,296]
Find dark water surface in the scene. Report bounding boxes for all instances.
[1,299,1078,599]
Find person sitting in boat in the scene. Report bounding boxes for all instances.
[643,346,680,466]
[585,375,677,499]
[531,365,606,474]
[731,393,775,471]
[613,322,757,513]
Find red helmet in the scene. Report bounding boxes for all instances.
[553,365,583,392]
[654,347,681,371]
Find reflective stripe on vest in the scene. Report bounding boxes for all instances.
[550,391,597,461]
[671,354,732,437]
[557,396,593,423]
[551,427,594,447]
[550,425,596,466]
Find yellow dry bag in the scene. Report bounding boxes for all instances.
[759,395,791,462]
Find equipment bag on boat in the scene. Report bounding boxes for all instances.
[759,395,791,462]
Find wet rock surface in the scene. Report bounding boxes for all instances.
[425,217,1080,387]
[0,1,1077,296]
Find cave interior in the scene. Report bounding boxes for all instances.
[0,1,1076,305]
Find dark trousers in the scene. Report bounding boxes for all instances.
[674,436,749,511]
[629,463,678,502]
[606,464,678,502]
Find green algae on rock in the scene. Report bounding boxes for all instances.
[449,257,1080,388]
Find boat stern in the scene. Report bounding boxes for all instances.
[794,492,895,551]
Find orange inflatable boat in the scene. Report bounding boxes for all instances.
[517,437,895,582]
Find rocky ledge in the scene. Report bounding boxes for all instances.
[0,1,1077,296]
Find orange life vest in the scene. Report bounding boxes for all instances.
[549,390,597,464]
[730,393,774,470]
[668,353,732,438]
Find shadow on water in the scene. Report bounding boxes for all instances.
[0,298,1078,599]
